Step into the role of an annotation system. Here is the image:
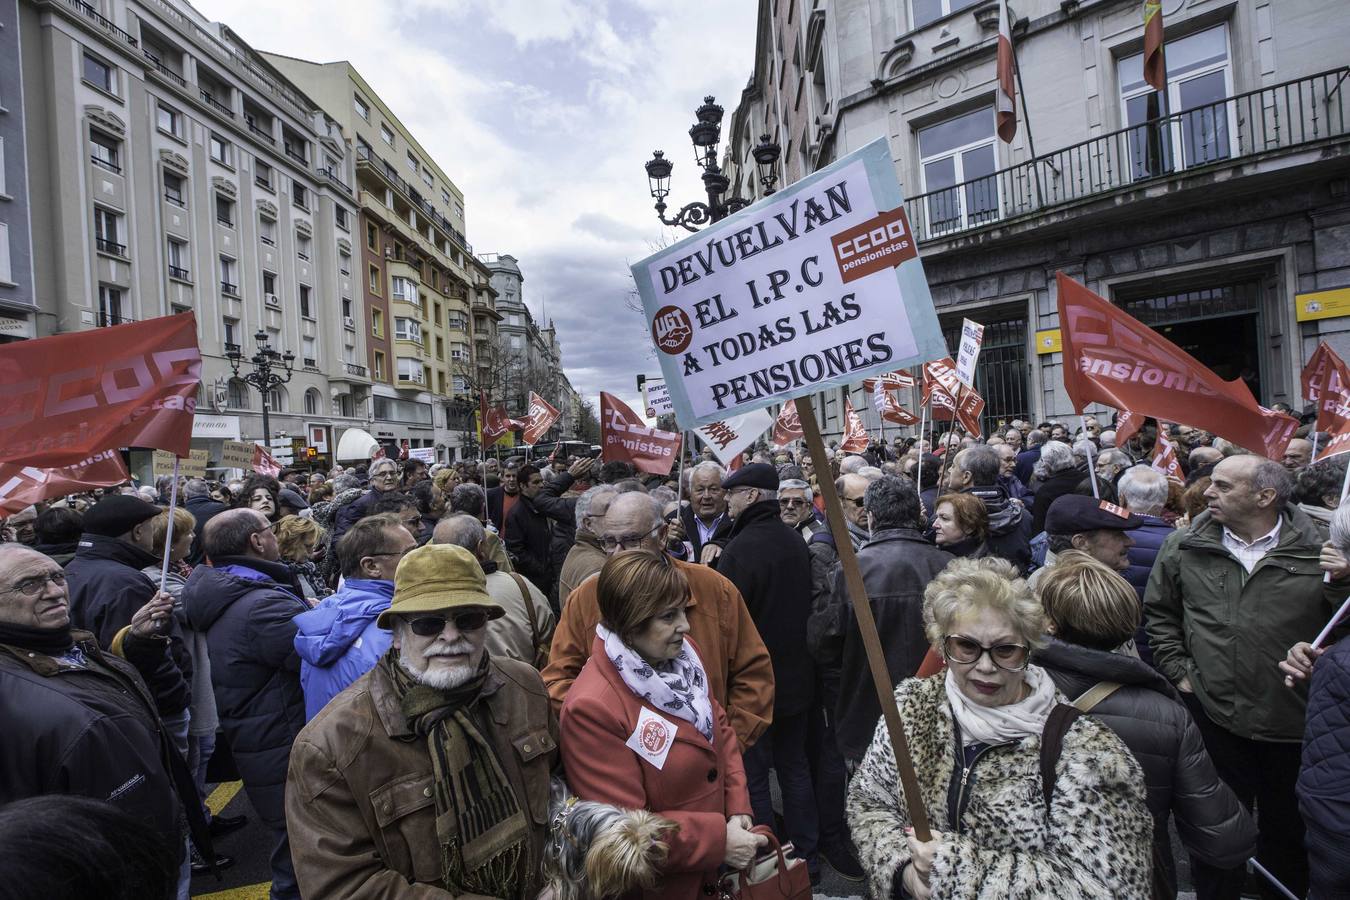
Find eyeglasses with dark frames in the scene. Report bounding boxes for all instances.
[941,634,1030,671]
[406,609,491,636]
[1,571,66,597]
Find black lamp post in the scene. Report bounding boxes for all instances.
[644,96,782,232]
[226,329,294,444]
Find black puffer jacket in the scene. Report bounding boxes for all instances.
[505,494,555,595]
[1299,636,1350,895]
[816,527,952,762]
[715,499,814,716]
[182,556,308,827]
[963,483,1032,573]
[66,534,191,717]
[1030,466,1086,535]
[0,631,184,865]
[1036,637,1256,887]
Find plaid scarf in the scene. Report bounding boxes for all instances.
[379,651,528,898]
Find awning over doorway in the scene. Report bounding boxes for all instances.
[335,427,380,462]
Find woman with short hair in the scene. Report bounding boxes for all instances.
[559,550,767,900]
[847,556,1152,899]
[1034,551,1255,897]
[930,493,989,559]
[274,515,330,602]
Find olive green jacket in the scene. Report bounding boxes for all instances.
[1144,506,1349,742]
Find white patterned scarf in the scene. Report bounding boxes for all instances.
[945,663,1057,747]
[597,623,715,743]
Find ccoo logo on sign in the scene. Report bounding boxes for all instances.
[651,306,693,355]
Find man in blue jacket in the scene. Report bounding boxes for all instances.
[293,514,417,720]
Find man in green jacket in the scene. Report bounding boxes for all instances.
[1145,454,1349,899]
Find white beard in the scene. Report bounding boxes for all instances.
[398,642,482,690]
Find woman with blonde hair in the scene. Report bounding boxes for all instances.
[847,556,1152,899]
[273,514,330,602]
[1034,551,1255,897]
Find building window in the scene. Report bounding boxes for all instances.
[454,201,464,220]
[167,239,189,280]
[395,317,422,343]
[266,387,286,412]
[215,195,234,227]
[447,311,466,331]
[93,207,124,256]
[331,209,348,233]
[339,250,351,275]
[369,264,381,294]
[450,342,468,362]
[381,124,395,146]
[406,151,419,173]
[209,134,231,165]
[911,0,980,28]
[259,216,276,245]
[219,256,238,295]
[342,297,353,319]
[283,133,308,164]
[435,335,444,360]
[304,387,322,414]
[293,182,309,210]
[0,139,5,196]
[156,103,182,137]
[420,168,433,188]
[453,375,468,393]
[0,223,10,285]
[163,171,185,205]
[227,378,250,408]
[397,357,422,383]
[223,318,238,349]
[917,106,998,234]
[97,285,124,326]
[82,52,114,93]
[255,160,274,190]
[354,94,370,120]
[89,130,120,173]
[441,188,451,206]
[1119,23,1234,178]
[390,277,418,305]
[302,336,317,366]
[297,233,311,261]
[510,335,523,350]
[262,270,277,297]
[372,308,384,337]
[299,284,312,319]
[366,223,378,250]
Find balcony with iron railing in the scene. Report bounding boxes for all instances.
[98,311,136,327]
[317,165,353,196]
[168,265,190,280]
[199,90,233,118]
[247,120,275,143]
[355,146,474,255]
[60,0,137,45]
[904,68,1350,246]
[142,49,186,87]
[220,281,239,296]
[96,237,127,257]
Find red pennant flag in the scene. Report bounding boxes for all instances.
[523,391,561,446]
[872,380,919,426]
[1151,436,1184,485]
[1143,1,1166,93]
[1302,342,1346,405]
[0,313,201,466]
[995,0,1017,142]
[600,392,681,475]
[1114,409,1143,448]
[772,400,803,449]
[922,357,963,405]
[1056,273,1298,460]
[861,371,917,392]
[840,398,870,453]
[252,443,282,477]
[479,392,514,444]
[0,451,130,516]
[1311,350,1350,461]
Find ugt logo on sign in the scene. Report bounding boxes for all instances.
[651,305,693,355]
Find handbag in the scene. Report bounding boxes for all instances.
[510,573,551,670]
[717,826,812,900]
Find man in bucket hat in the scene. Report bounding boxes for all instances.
[286,543,558,898]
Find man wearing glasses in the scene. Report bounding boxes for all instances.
[287,544,557,899]
[331,458,403,543]
[293,514,419,720]
[183,508,311,899]
[543,491,774,751]
[779,478,824,541]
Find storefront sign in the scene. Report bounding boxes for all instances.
[192,415,241,440]
[632,138,945,430]
[1296,286,1350,323]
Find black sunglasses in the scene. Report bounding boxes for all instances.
[407,610,491,636]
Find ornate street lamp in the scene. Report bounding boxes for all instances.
[226,329,294,444]
[644,96,782,232]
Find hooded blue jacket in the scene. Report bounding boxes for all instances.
[292,579,395,721]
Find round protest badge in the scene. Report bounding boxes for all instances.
[651,306,693,355]
[640,718,670,754]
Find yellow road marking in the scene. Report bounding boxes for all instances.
[205,780,243,817]
[191,883,272,900]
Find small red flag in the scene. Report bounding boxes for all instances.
[840,398,870,453]
[252,443,282,477]
[772,400,803,449]
[0,451,130,516]
[995,0,1017,143]
[522,391,561,446]
[1151,436,1184,485]
[872,380,919,426]
[1143,1,1166,93]
[600,392,681,475]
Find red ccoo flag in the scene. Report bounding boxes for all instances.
[1057,273,1298,460]
[252,443,282,477]
[1302,342,1346,406]
[995,0,1017,142]
[600,392,681,475]
[772,400,803,448]
[1143,1,1166,92]
[522,391,561,446]
[872,380,919,426]
[1151,434,1184,485]
[0,451,130,516]
[1308,348,1350,461]
[0,313,201,467]
[840,398,870,453]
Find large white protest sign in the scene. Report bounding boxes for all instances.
[955,319,984,387]
[694,408,774,467]
[632,138,946,430]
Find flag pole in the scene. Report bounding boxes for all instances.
[916,395,929,501]
[158,457,181,592]
[1311,412,1321,458]
[1009,15,1044,207]
[1080,415,1101,499]
[798,393,932,841]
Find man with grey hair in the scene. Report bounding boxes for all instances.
[1146,455,1350,897]
[943,444,1032,573]
[679,460,732,564]
[433,514,554,665]
[1099,429,1117,449]
[1014,427,1047,484]
[838,455,866,475]
[557,484,618,601]
[183,478,227,565]
[542,491,774,750]
[779,478,823,540]
[1082,447,1132,504]
[1116,465,1176,665]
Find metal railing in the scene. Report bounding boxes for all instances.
[355,146,473,255]
[168,265,190,279]
[66,0,137,45]
[220,281,239,296]
[98,311,136,327]
[344,363,368,377]
[317,165,353,195]
[96,237,126,256]
[247,120,275,143]
[904,68,1350,244]
[142,49,186,86]
[164,189,184,206]
[199,90,233,118]
[284,145,308,165]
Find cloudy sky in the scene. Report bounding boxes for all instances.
[195,0,758,417]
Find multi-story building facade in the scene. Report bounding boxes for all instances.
[0,0,37,341]
[17,0,371,465]
[265,55,479,461]
[726,0,1350,438]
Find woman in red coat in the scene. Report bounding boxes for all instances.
[560,549,767,899]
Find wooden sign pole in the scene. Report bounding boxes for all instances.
[797,393,933,841]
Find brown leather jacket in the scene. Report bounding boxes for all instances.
[286,655,558,898]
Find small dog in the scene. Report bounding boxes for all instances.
[542,778,677,900]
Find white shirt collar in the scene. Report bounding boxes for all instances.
[1221,518,1281,550]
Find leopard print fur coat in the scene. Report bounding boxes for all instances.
[847,673,1153,899]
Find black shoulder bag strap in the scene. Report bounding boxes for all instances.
[1039,703,1082,819]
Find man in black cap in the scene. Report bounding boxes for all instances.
[1027,494,1142,592]
[65,494,194,747]
[714,463,820,882]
